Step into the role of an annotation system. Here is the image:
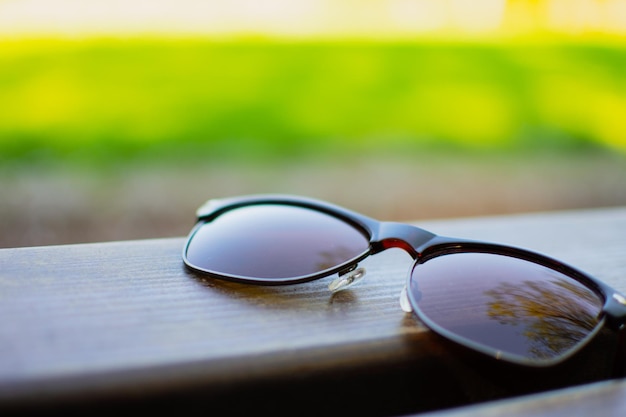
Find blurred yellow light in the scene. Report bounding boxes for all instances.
[0,0,625,39]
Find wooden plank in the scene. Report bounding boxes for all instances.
[1,207,626,416]
[417,379,626,417]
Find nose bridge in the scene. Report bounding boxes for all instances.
[371,222,436,258]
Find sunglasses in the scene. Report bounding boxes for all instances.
[183,194,626,372]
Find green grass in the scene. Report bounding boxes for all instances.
[1,37,626,170]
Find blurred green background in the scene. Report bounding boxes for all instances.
[2,0,626,247]
[2,38,626,165]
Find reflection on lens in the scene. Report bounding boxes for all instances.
[409,252,604,364]
[185,205,370,280]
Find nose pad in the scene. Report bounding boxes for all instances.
[328,266,366,292]
[399,285,414,313]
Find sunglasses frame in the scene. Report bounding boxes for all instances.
[183,194,626,370]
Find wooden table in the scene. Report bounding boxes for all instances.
[2,207,625,416]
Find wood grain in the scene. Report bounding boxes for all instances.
[419,379,626,417]
[1,207,625,416]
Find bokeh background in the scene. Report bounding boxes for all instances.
[1,0,626,248]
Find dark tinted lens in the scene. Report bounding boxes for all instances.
[409,252,604,364]
[185,204,370,280]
